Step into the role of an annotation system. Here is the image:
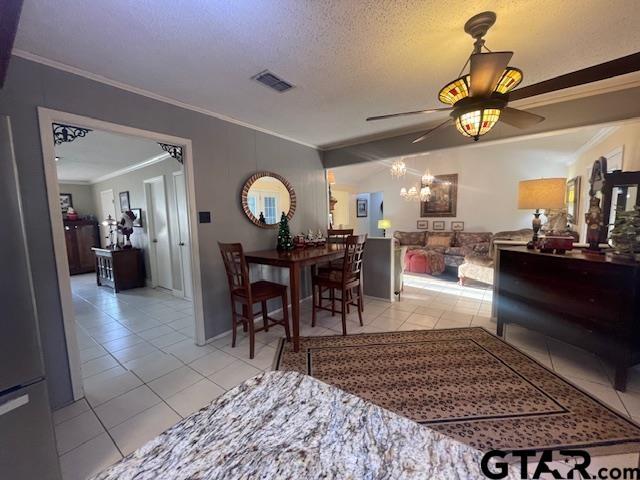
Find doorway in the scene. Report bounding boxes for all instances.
[98,189,116,248]
[173,172,193,300]
[144,176,173,291]
[38,108,205,400]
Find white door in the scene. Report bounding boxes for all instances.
[173,172,193,299]
[145,176,172,290]
[99,189,116,248]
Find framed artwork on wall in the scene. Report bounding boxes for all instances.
[420,173,458,217]
[356,198,368,217]
[416,220,428,229]
[566,176,581,225]
[59,193,73,214]
[131,208,143,227]
[451,221,464,231]
[119,191,130,212]
[432,220,445,231]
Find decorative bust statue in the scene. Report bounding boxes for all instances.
[585,196,603,250]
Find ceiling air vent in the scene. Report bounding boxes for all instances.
[252,70,294,92]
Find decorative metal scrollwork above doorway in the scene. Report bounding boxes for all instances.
[52,123,92,145]
[158,143,183,164]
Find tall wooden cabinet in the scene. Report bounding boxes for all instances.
[64,219,99,275]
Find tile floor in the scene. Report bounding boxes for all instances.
[54,273,640,479]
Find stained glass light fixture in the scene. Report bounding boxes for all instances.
[390,158,407,179]
[438,67,521,141]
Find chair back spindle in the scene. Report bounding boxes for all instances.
[218,242,251,299]
[342,234,367,282]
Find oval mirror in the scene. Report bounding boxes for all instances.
[241,171,296,228]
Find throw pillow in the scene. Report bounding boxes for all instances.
[426,233,454,247]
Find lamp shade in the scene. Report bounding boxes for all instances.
[377,219,391,230]
[518,178,567,210]
[326,170,336,185]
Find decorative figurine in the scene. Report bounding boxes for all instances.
[118,211,136,249]
[585,196,603,252]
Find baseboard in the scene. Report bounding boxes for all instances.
[171,289,185,298]
[205,294,313,344]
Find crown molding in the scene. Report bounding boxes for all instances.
[58,152,171,185]
[567,125,619,165]
[12,49,318,150]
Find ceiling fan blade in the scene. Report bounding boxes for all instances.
[366,107,452,121]
[510,52,640,101]
[469,51,513,97]
[499,107,545,129]
[412,119,452,144]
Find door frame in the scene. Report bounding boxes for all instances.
[143,175,173,291]
[172,171,192,300]
[38,107,206,400]
[98,189,116,248]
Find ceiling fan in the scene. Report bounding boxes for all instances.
[366,11,640,144]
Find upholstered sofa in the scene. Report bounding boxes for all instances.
[393,230,492,274]
[458,229,533,286]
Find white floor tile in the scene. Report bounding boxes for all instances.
[110,342,160,364]
[53,399,91,426]
[124,351,183,382]
[165,379,225,417]
[59,433,121,480]
[94,385,162,428]
[189,349,237,376]
[150,331,189,348]
[163,338,214,363]
[209,360,262,390]
[84,371,143,407]
[147,366,205,399]
[55,410,104,455]
[81,355,119,379]
[109,402,181,456]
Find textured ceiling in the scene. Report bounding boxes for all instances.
[15,0,640,148]
[55,130,167,182]
[332,123,605,186]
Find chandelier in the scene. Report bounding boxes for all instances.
[420,170,435,201]
[390,158,407,179]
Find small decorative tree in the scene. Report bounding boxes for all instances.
[609,206,640,259]
[276,212,294,251]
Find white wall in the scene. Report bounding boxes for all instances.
[58,183,97,218]
[351,145,568,235]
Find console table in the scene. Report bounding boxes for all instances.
[496,246,640,391]
[92,248,145,293]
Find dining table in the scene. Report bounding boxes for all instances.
[245,244,346,352]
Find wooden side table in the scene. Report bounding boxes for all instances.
[92,248,145,293]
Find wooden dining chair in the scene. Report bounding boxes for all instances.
[218,242,290,359]
[312,234,367,335]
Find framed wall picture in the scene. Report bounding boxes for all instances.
[59,193,73,214]
[420,173,458,217]
[119,191,130,212]
[416,219,428,229]
[566,176,581,225]
[451,221,464,231]
[356,198,368,217]
[131,208,143,227]
[432,220,445,231]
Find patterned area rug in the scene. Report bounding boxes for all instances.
[275,327,640,454]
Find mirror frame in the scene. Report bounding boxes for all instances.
[601,169,640,242]
[240,171,297,228]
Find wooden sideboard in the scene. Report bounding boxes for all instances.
[92,248,145,293]
[64,219,99,274]
[496,246,640,391]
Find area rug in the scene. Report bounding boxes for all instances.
[275,327,640,455]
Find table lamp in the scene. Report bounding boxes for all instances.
[518,178,566,248]
[378,219,391,237]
